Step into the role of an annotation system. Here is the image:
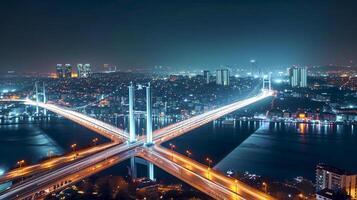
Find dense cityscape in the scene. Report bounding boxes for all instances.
[1,1,357,200]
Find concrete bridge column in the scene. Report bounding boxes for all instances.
[130,156,137,179]
[35,82,39,115]
[128,82,136,143]
[145,83,153,145]
[148,161,155,181]
[43,82,47,116]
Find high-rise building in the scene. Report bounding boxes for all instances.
[56,64,64,78]
[316,164,357,199]
[288,66,307,87]
[203,70,210,84]
[64,64,72,78]
[77,63,91,78]
[56,64,73,78]
[216,69,229,86]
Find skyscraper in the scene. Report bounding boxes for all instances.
[56,64,73,78]
[64,64,72,78]
[56,64,64,78]
[77,63,91,78]
[203,70,210,84]
[216,69,230,86]
[288,66,307,87]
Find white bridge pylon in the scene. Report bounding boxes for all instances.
[128,82,154,145]
[262,73,272,91]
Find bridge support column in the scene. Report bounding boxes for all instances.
[148,161,155,181]
[35,82,39,115]
[268,72,272,91]
[43,82,47,116]
[130,156,137,179]
[128,82,136,143]
[145,83,153,145]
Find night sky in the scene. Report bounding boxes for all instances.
[1,0,357,73]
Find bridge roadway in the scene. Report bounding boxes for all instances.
[0,91,275,200]
[0,99,127,143]
[0,143,116,184]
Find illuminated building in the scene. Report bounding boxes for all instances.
[77,63,91,78]
[216,69,229,86]
[203,70,210,84]
[56,64,72,78]
[288,66,307,87]
[316,164,357,199]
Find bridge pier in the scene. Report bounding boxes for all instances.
[128,82,136,143]
[43,82,47,116]
[130,156,137,179]
[145,83,153,145]
[147,161,155,181]
[35,81,39,115]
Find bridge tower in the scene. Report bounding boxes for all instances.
[145,83,153,145]
[42,82,47,116]
[128,82,136,143]
[262,73,272,91]
[35,81,39,115]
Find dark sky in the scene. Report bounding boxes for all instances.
[1,0,357,73]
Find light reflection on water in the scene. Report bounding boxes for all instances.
[216,121,357,180]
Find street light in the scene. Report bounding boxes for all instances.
[17,160,25,168]
[17,160,25,182]
[71,144,77,159]
[92,138,99,146]
[262,182,268,193]
[169,143,176,160]
[185,150,192,158]
[234,179,238,193]
[206,157,212,169]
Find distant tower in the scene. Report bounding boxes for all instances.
[128,83,136,143]
[77,63,91,78]
[288,66,307,88]
[203,70,210,84]
[64,64,72,78]
[216,69,230,86]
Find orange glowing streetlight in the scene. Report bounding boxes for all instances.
[185,150,192,158]
[262,182,268,193]
[206,157,213,169]
[71,143,77,152]
[17,160,25,168]
[169,143,176,160]
[92,138,99,146]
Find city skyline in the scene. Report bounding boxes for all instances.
[1,0,357,73]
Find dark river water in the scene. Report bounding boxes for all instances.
[0,118,109,175]
[0,117,356,181]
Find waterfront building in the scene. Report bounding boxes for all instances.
[316,164,357,199]
[316,188,351,200]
